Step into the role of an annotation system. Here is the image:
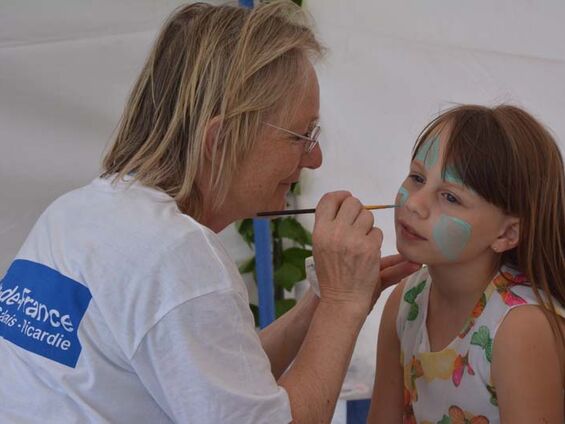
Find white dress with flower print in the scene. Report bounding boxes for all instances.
[397,265,565,424]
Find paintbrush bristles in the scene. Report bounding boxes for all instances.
[363,204,398,210]
[256,204,398,217]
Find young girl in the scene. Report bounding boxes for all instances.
[368,104,565,423]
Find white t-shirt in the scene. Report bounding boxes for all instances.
[0,177,292,424]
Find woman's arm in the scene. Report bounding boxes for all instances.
[272,191,383,423]
[259,256,420,379]
[367,281,405,423]
[492,305,564,423]
[259,288,319,379]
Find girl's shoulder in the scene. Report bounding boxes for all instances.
[486,265,565,319]
[486,266,565,389]
[491,303,565,418]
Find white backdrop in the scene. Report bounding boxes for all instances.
[2,0,565,415]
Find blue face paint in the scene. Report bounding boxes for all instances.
[443,165,477,195]
[442,165,464,186]
[415,135,440,170]
[432,214,472,261]
[397,186,409,206]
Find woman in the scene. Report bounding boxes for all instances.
[0,2,418,422]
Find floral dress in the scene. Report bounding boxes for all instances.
[397,265,565,424]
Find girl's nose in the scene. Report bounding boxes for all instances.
[404,188,430,219]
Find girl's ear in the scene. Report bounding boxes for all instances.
[203,116,223,161]
[491,217,520,253]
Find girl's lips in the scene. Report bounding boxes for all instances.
[399,221,427,241]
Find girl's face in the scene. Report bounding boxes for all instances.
[394,130,518,266]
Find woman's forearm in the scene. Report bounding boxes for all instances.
[259,289,319,379]
[278,300,368,423]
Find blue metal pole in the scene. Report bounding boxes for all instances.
[253,218,275,328]
[239,0,254,8]
[238,0,274,329]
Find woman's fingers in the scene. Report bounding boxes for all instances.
[314,191,352,225]
[312,191,383,311]
[379,256,421,286]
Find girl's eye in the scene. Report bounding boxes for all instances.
[442,192,460,204]
[409,174,425,184]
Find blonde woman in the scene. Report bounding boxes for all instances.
[0,2,418,422]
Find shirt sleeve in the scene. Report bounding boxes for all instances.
[130,287,292,424]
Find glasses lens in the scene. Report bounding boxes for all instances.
[305,126,320,152]
[310,126,321,141]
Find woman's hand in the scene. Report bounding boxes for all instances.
[312,191,383,314]
[374,254,421,307]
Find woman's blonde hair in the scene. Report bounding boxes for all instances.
[102,1,323,219]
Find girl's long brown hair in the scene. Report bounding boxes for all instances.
[413,104,565,346]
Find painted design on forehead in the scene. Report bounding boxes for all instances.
[443,165,477,194]
[432,214,472,261]
[397,186,409,206]
[414,135,440,170]
[442,165,464,186]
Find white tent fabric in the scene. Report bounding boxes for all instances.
[1,1,564,419]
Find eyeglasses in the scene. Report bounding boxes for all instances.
[264,122,321,153]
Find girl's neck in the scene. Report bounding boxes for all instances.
[428,251,500,310]
[425,251,501,352]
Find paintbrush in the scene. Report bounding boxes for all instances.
[256,204,398,217]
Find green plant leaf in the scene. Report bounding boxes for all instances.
[275,298,297,317]
[239,257,255,274]
[277,217,312,246]
[304,230,312,246]
[274,261,303,291]
[236,219,255,248]
[290,181,301,194]
[249,303,259,327]
[282,247,311,278]
[437,415,450,424]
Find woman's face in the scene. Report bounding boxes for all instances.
[226,62,322,220]
[394,130,515,266]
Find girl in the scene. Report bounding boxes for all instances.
[368,104,565,423]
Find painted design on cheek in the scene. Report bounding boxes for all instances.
[415,135,440,170]
[432,214,472,261]
[398,186,409,206]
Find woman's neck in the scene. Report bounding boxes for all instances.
[198,208,233,233]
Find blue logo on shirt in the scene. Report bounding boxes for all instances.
[0,260,92,368]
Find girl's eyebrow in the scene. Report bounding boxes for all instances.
[443,180,466,191]
[410,160,425,172]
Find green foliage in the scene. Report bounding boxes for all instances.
[276,298,297,316]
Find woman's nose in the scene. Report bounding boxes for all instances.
[301,143,323,170]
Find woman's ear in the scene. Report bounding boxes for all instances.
[203,116,223,161]
[491,217,520,253]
